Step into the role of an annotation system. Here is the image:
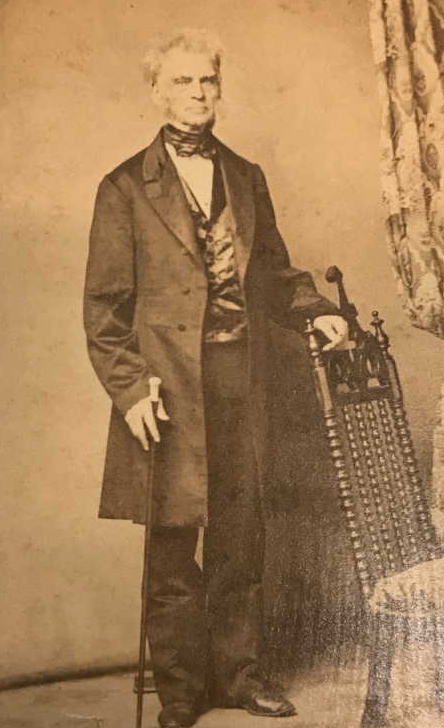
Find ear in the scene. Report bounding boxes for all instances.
[151,82,163,109]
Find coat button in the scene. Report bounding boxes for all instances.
[182,248,190,256]
[182,288,191,295]
[178,323,187,331]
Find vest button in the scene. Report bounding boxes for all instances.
[182,288,191,295]
[206,234,214,243]
[182,248,190,256]
[178,323,187,331]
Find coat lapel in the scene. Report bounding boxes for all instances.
[217,140,255,285]
[142,132,203,262]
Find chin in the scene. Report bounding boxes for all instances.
[165,110,216,133]
[185,114,215,130]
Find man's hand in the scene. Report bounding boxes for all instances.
[124,395,170,451]
[313,315,349,351]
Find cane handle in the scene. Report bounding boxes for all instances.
[148,376,162,403]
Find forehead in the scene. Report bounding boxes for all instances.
[158,48,216,79]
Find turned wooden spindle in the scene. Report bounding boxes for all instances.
[343,407,384,578]
[305,319,372,597]
[371,312,438,557]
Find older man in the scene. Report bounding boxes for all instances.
[84,30,347,728]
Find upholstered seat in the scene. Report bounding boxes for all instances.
[370,557,444,616]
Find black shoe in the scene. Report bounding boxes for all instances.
[158,703,198,728]
[133,670,157,694]
[239,691,297,718]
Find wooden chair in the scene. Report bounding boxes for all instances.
[304,267,444,726]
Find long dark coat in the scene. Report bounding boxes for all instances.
[83,130,336,527]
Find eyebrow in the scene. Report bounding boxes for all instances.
[172,74,219,83]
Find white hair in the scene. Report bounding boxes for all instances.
[142,28,223,86]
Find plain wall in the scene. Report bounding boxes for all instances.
[2,0,443,683]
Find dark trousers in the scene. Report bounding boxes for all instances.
[146,341,266,708]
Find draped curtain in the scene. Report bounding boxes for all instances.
[368,0,444,531]
[368,0,444,336]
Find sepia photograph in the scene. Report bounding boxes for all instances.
[3,1,444,727]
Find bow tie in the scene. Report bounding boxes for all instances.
[163,124,216,159]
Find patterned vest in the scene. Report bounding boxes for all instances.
[179,161,248,344]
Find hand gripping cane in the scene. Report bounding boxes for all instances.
[136,376,165,728]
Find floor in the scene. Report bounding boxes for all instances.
[1,646,444,728]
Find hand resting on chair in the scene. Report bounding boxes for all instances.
[313,314,349,351]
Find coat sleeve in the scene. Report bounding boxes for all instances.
[83,175,150,414]
[252,164,338,332]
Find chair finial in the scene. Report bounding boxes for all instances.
[371,311,390,352]
[326,265,364,344]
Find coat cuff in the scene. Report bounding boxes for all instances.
[290,299,340,334]
[113,378,151,416]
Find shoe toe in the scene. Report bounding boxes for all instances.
[158,703,198,728]
[241,693,297,717]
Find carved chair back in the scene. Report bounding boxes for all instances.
[305,267,442,600]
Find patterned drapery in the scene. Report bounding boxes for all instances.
[369,0,444,337]
[368,0,444,533]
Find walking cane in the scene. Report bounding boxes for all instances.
[136,376,164,728]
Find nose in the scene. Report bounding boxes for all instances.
[190,79,205,99]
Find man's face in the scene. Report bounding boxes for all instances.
[153,48,221,131]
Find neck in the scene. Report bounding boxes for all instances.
[165,119,215,137]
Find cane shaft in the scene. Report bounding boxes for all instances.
[136,441,156,728]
